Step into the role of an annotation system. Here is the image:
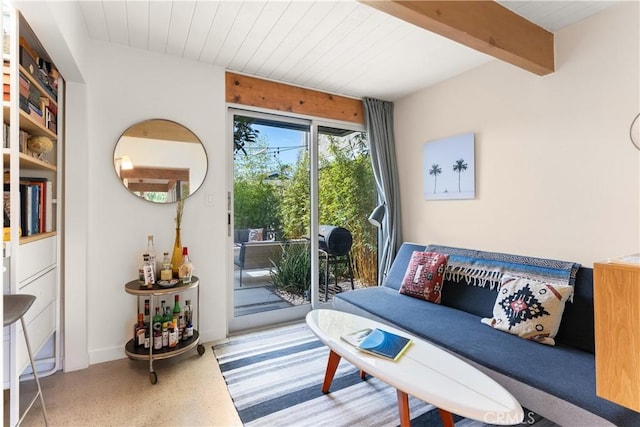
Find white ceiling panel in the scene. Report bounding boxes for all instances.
[214,1,268,67]
[259,1,340,80]
[227,1,289,71]
[147,1,172,54]
[196,1,241,64]
[164,0,196,57]
[181,1,220,61]
[76,0,620,101]
[102,0,128,45]
[125,0,149,50]
[497,1,616,31]
[79,1,109,42]
[244,1,316,76]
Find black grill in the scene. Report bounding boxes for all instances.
[318,225,352,256]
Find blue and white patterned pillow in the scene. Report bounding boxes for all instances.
[481,275,574,345]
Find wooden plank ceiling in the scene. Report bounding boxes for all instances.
[77,1,617,100]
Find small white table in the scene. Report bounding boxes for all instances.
[306,309,523,427]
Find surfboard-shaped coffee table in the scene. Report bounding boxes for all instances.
[306,309,523,426]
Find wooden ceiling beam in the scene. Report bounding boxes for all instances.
[360,0,554,76]
[120,167,189,181]
[226,72,364,124]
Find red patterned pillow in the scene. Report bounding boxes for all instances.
[399,251,449,303]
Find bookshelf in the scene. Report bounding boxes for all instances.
[2,3,63,426]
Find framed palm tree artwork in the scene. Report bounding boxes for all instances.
[423,132,475,200]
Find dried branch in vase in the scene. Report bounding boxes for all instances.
[175,199,184,230]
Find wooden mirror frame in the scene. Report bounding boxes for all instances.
[113,119,208,203]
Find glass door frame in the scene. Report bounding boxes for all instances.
[226,106,365,333]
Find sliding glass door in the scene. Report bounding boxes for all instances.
[228,109,374,332]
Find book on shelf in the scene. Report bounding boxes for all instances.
[342,328,413,361]
[3,185,9,225]
[18,94,29,113]
[14,177,53,236]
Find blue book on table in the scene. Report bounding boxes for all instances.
[345,328,412,361]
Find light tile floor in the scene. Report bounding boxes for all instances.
[4,341,242,427]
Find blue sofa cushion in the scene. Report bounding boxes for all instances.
[335,287,638,426]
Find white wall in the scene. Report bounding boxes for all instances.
[83,40,227,364]
[394,2,640,267]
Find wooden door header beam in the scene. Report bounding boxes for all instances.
[360,1,554,76]
[226,72,364,124]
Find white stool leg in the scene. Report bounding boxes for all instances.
[18,316,49,426]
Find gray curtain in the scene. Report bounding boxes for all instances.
[363,98,402,286]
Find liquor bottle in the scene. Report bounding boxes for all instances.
[163,305,172,325]
[153,327,162,350]
[142,254,155,288]
[144,323,150,349]
[160,252,172,281]
[147,235,157,277]
[134,313,145,347]
[152,307,163,338]
[161,322,169,347]
[178,247,193,283]
[160,300,166,319]
[168,319,178,348]
[172,295,181,323]
[138,254,146,283]
[183,300,193,340]
[184,300,193,327]
[185,319,194,339]
[178,315,184,341]
[143,299,150,326]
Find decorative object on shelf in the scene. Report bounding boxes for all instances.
[27,135,53,160]
[157,279,179,288]
[630,113,640,151]
[171,199,184,277]
[113,119,208,204]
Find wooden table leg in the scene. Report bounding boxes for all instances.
[397,389,411,427]
[437,408,455,427]
[321,350,341,393]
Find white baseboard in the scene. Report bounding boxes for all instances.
[89,345,127,365]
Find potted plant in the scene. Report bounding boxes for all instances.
[269,242,311,300]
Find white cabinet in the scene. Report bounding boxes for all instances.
[2,3,63,425]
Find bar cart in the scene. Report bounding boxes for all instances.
[124,276,205,384]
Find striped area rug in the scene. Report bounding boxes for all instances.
[213,322,556,427]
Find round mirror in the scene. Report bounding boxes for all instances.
[113,119,208,203]
[631,113,640,151]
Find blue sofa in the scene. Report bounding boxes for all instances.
[333,242,640,427]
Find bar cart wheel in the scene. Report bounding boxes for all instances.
[197,344,205,356]
[149,371,158,385]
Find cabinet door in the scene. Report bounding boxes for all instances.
[15,268,57,372]
[594,262,640,411]
[17,235,56,284]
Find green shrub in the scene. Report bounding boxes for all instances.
[269,242,311,298]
